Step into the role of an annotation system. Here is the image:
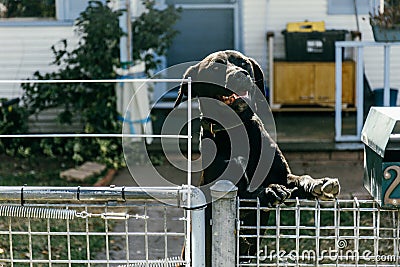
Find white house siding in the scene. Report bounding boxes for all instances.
[242,0,400,93]
[0,26,78,100]
[242,0,268,71]
[0,25,80,132]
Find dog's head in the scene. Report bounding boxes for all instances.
[174,50,266,115]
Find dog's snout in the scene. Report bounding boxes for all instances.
[226,67,248,77]
[240,70,249,76]
[226,67,254,93]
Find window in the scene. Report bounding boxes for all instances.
[0,0,104,23]
[328,0,372,15]
[0,0,55,18]
[55,0,92,21]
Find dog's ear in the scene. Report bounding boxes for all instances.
[174,65,198,108]
[248,57,266,98]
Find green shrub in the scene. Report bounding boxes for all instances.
[0,98,30,156]
[22,1,123,167]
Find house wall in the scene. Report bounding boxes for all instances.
[0,26,78,100]
[242,0,400,93]
[241,0,268,70]
[0,26,80,132]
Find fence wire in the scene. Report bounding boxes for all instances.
[0,195,188,266]
[237,197,400,267]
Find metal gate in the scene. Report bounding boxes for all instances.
[0,186,205,266]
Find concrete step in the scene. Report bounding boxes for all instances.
[60,162,106,182]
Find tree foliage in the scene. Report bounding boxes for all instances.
[132,1,181,72]
[370,0,400,28]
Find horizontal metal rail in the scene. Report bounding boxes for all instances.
[0,185,205,266]
[0,133,189,139]
[0,78,187,84]
[0,185,201,205]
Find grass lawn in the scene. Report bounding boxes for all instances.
[0,155,104,186]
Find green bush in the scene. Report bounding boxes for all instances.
[0,98,30,156]
[22,1,124,168]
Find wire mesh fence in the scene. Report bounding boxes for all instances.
[0,186,206,267]
[237,197,400,267]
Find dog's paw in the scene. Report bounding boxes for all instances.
[261,184,295,207]
[311,177,340,200]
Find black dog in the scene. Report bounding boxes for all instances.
[174,50,340,265]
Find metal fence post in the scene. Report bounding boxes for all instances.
[210,180,238,267]
[180,185,207,266]
[190,187,206,267]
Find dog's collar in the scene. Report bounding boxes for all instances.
[201,119,244,136]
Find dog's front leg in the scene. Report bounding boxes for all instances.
[237,182,294,207]
[260,184,296,207]
[288,174,340,200]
